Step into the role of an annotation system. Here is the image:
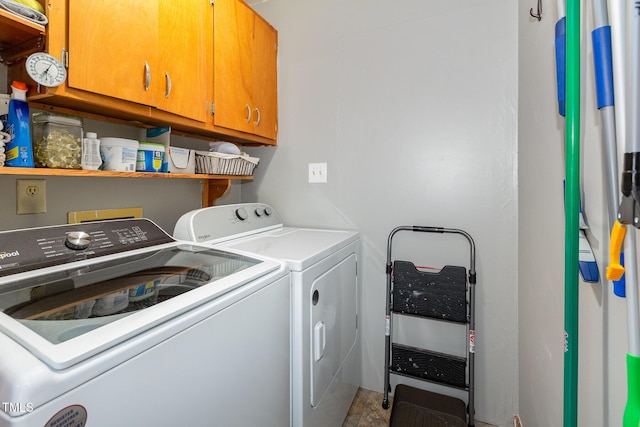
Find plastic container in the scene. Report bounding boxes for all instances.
[128,280,160,302]
[92,290,129,316]
[82,132,102,170]
[99,137,138,171]
[5,81,34,167]
[32,112,84,169]
[136,142,165,172]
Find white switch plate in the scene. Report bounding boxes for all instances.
[308,163,327,183]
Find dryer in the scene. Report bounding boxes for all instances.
[0,218,290,427]
[174,203,361,427]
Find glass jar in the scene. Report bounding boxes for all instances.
[32,112,84,169]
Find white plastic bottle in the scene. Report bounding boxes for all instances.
[82,132,102,170]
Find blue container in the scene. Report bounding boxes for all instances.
[5,81,34,168]
[136,142,165,172]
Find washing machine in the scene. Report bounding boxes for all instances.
[0,218,290,427]
[174,202,361,427]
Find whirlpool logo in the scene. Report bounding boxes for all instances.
[0,251,20,260]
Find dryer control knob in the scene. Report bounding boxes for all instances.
[235,208,248,221]
[65,231,92,250]
[264,207,273,216]
[255,208,264,217]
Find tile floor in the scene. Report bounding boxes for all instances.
[342,387,496,427]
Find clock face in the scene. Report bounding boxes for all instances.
[26,53,67,87]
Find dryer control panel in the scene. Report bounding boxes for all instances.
[174,203,284,244]
[0,219,174,277]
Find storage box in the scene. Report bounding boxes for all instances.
[32,112,84,169]
[166,146,196,174]
[194,150,259,175]
[142,126,196,174]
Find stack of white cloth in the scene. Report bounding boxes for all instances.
[0,129,10,167]
[0,0,47,25]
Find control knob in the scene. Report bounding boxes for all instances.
[264,207,272,216]
[65,231,92,250]
[235,208,248,221]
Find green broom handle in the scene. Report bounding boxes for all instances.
[564,0,580,425]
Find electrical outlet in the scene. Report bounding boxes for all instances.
[16,179,46,214]
[308,163,327,183]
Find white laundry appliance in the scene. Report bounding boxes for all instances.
[174,203,361,427]
[0,218,290,427]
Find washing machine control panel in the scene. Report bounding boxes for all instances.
[179,203,283,244]
[0,219,174,277]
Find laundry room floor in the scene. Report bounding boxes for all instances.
[342,388,497,427]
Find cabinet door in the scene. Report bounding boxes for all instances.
[252,16,277,140]
[157,0,211,123]
[68,0,159,106]
[213,0,255,134]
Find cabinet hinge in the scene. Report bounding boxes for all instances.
[210,0,214,5]
[210,102,215,115]
[61,49,69,68]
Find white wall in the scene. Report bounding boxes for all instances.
[246,1,518,425]
[518,2,628,427]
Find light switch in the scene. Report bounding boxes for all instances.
[309,163,327,183]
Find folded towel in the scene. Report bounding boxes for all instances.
[0,0,47,25]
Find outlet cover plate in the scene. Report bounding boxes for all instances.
[16,179,46,214]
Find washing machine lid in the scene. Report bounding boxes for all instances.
[0,219,282,369]
[219,227,359,271]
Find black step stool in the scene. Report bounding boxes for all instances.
[382,226,477,427]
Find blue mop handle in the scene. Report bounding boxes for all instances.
[555,17,566,117]
[592,24,626,297]
[592,25,614,108]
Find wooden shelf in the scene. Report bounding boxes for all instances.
[0,166,251,180]
[0,9,45,63]
[0,9,45,42]
[0,167,253,207]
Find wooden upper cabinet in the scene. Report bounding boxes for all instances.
[6,0,276,145]
[68,1,159,107]
[252,15,277,139]
[67,0,210,123]
[214,0,278,140]
[157,0,212,123]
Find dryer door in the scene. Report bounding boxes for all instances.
[310,253,357,406]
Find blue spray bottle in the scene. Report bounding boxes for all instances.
[5,81,34,167]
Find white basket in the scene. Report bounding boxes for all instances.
[194,150,259,176]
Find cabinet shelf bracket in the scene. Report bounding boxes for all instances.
[202,178,231,207]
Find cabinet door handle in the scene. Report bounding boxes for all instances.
[253,107,261,126]
[165,72,172,98]
[245,104,252,123]
[144,62,151,91]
